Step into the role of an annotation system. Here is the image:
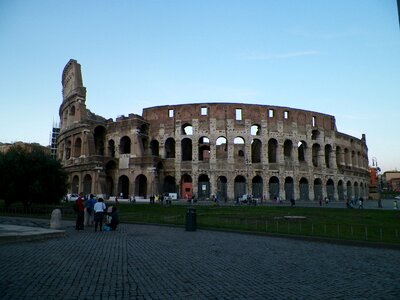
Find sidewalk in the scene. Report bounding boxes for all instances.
[0,217,66,244]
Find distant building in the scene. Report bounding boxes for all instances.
[0,141,50,155]
[50,126,60,159]
[381,171,400,192]
[56,59,370,201]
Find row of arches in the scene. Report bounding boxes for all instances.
[70,172,368,202]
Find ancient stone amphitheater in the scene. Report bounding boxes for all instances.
[57,59,369,202]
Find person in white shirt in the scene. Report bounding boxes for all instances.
[94,198,106,232]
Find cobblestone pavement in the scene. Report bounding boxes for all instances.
[0,217,399,299]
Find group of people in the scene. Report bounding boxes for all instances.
[74,193,119,232]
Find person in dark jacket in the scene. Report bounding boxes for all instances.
[108,206,119,230]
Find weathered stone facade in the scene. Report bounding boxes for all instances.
[57,59,369,202]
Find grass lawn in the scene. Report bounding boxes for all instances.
[1,201,399,245]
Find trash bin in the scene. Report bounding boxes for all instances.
[185,208,197,231]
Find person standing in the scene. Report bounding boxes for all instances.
[94,198,107,232]
[85,194,96,226]
[75,192,85,230]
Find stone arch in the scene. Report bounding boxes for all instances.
[150,140,160,156]
[198,174,210,200]
[314,178,323,201]
[234,175,246,201]
[71,175,79,194]
[216,136,227,160]
[69,105,75,116]
[268,139,278,163]
[105,176,114,197]
[134,175,147,198]
[299,177,309,200]
[285,177,294,200]
[312,144,321,167]
[108,139,116,158]
[251,124,261,135]
[269,176,280,200]
[198,137,210,161]
[120,136,131,154]
[94,126,106,156]
[182,123,193,135]
[354,182,359,199]
[284,140,293,161]
[347,180,353,200]
[234,137,245,160]
[251,139,262,163]
[181,174,193,199]
[118,175,130,199]
[252,175,263,199]
[217,176,228,202]
[165,137,176,158]
[298,141,307,162]
[326,178,335,200]
[74,137,82,157]
[181,138,192,161]
[325,144,332,168]
[338,180,344,201]
[336,146,343,166]
[163,176,176,194]
[66,140,71,159]
[83,174,92,195]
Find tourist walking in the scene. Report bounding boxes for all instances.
[75,192,85,230]
[94,198,107,232]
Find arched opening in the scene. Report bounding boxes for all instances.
[234,137,245,161]
[181,174,192,199]
[326,178,335,200]
[74,138,82,157]
[252,176,263,199]
[347,181,353,200]
[251,124,261,135]
[182,123,193,135]
[198,174,210,200]
[234,175,246,201]
[298,141,307,162]
[108,140,116,158]
[299,178,309,200]
[165,138,176,158]
[268,139,278,163]
[94,126,106,156]
[163,176,176,194]
[150,140,160,156]
[69,105,75,116]
[216,136,227,160]
[181,138,192,161]
[217,176,228,202]
[354,182,359,199]
[66,140,72,159]
[336,146,342,167]
[251,139,262,163]
[338,180,344,201]
[71,175,79,194]
[311,129,320,140]
[325,145,332,168]
[105,176,114,198]
[285,177,294,200]
[312,144,321,167]
[135,175,147,198]
[314,178,323,201]
[120,136,131,154]
[83,174,92,195]
[283,140,293,161]
[118,175,130,199]
[198,137,210,161]
[269,176,280,200]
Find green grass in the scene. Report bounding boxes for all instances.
[1,201,399,245]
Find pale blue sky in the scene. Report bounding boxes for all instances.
[0,0,399,172]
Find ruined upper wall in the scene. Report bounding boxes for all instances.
[142,102,337,136]
[61,59,86,100]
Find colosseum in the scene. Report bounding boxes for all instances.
[57,59,370,202]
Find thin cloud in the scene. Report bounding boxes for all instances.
[242,51,319,61]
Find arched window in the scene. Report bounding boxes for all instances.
[120,136,131,154]
[74,138,82,157]
[251,139,262,163]
[268,139,278,163]
[165,138,176,158]
[181,138,192,161]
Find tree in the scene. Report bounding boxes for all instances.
[0,145,67,208]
